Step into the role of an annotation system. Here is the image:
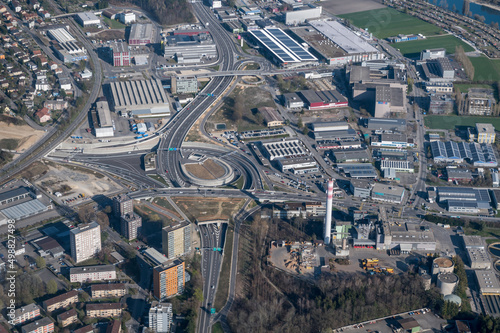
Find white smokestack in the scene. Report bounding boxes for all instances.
[324,179,334,245]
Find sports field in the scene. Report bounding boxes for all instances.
[394,35,474,59]
[469,56,500,81]
[424,115,500,130]
[339,8,444,39]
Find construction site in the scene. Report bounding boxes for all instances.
[268,240,327,277]
[361,258,394,275]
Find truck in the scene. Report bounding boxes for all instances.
[135,135,143,139]
[143,134,149,137]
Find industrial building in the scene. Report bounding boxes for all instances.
[373,85,406,118]
[376,221,436,252]
[461,235,491,269]
[248,28,317,68]
[371,133,414,148]
[446,167,472,183]
[425,82,454,93]
[284,4,322,25]
[366,118,406,132]
[337,163,378,178]
[258,107,284,127]
[153,259,186,301]
[305,20,383,66]
[464,88,495,116]
[94,99,114,138]
[109,42,130,67]
[380,160,414,179]
[129,23,153,45]
[0,187,33,205]
[430,141,498,166]
[371,183,405,204]
[432,257,455,275]
[311,121,357,141]
[162,221,192,259]
[75,12,100,27]
[476,269,500,295]
[386,34,418,43]
[1,199,51,221]
[282,92,305,109]
[474,123,496,143]
[32,236,64,258]
[421,48,446,60]
[436,187,492,213]
[118,12,135,24]
[163,33,217,64]
[349,179,373,198]
[277,156,318,174]
[332,149,370,163]
[421,57,455,82]
[70,222,101,263]
[149,302,173,333]
[47,28,87,63]
[261,139,308,161]
[171,76,198,94]
[107,78,170,118]
[298,90,347,110]
[69,264,116,283]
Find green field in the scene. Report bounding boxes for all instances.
[339,8,444,39]
[469,56,500,81]
[424,115,500,130]
[103,17,126,30]
[394,35,474,59]
[454,83,498,101]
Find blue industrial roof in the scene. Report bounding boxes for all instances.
[1,199,48,220]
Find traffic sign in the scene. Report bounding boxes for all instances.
[213,247,217,251]
[211,308,216,314]
[217,248,222,251]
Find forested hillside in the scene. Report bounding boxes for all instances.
[115,0,195,25]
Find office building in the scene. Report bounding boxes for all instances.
[11,303,41,325]
[420,48,446,60]
[21,317,54,333]
[110,42,130,67]
[149,302,173,333]
[371,133,414,148]
[70,264,116,283]
[118,12,135,24]
[371,183,405,203]
[277,156,318,174]
[120,213,142,240]
[153,259,186,300]
[70,222,101,263]
[75,12,100,26]
[171,76,198,94]
[113,194,133,217]
[349,179,373,198]
[43,290,79,312]
[163,33,217,64]
[162,221,191,259]
[421,57,455,82]
[475,123,496,143]
[86,303,122,318]
[464,88,495,115]
[91,283,127,298]
[284,4,322,25]
[129,23,153,45]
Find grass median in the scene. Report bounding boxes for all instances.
[214,223,234,311]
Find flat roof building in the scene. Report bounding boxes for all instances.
[164,33,217,64]
[70,264,116,283]
[466,247,491,269]
[258,107,283,128]
[475,269,500,295]
[338,163,378,178]
[108,78,170,117]
[149,302,173,333]
[70,222,101,263]
[75,12,100,27]
[21,317,54,333]
[332,149,370,163]
[366,118,406,132]
[162,221,192,259]
[277,156,318,174]
[298,90,347,110]
[129,23,153,45]
[0,187,32,206]
[261,139,308,161]
[1,199,50,221]
[284,4,322,25]
[374,86,406,118]
[153,259,185,301]
[475,123,496,144]
[120,213,142,240]
[371,183,405,204]
[144,247,170,266]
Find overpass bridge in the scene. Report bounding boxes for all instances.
[161,68,331,78]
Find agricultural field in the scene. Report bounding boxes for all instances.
[424,115,500,130]
[394,35,474,59]
[469,56,500,81]
[339,8,444,39]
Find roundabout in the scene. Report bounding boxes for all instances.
[181,154,235,187]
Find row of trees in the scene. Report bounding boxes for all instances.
[455,46,475,80]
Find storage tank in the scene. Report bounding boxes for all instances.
[421,273,432,290]
[432,257,454,275]
[437,272,459,296]
[444,294,462,306]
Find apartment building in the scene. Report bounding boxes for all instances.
[153,259,185,301]
[70,264,116,283]
[113,194,133,217]
[86,303,122,318]
[70,222,101,263]
[57,308,78,327]
[21,317,54,333]
[149,302,173,333]
[91,283,127,298]
[162,221,191,259]
[43,290,79,312]
[120,213,142,240]
[11,303,41,325]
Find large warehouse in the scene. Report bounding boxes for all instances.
[94,99,114,138]
[431,141,498,166]
[298,90,347,110]
[301,20,383,66]
[107,78,170,118]
[163,33,217,64]
[284,4,322,25]
[129,23,153,46]
[248,28,318,68]
[47,28,87,63]
[75,12,100,27]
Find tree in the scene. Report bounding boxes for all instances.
[407,77,413,93]
[302,127,309,136]
[46,279,58,295]
[297,116,303,129]
[103,205,112,214]
[35,256,46,269]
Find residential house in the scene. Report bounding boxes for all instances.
[35,107,51,123]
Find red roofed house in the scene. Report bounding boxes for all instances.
[35,107,51,123]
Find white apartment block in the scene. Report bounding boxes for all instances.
[70,222,101,263]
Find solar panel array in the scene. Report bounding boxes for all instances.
[250,28,317,63]
[431,141,497,166]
